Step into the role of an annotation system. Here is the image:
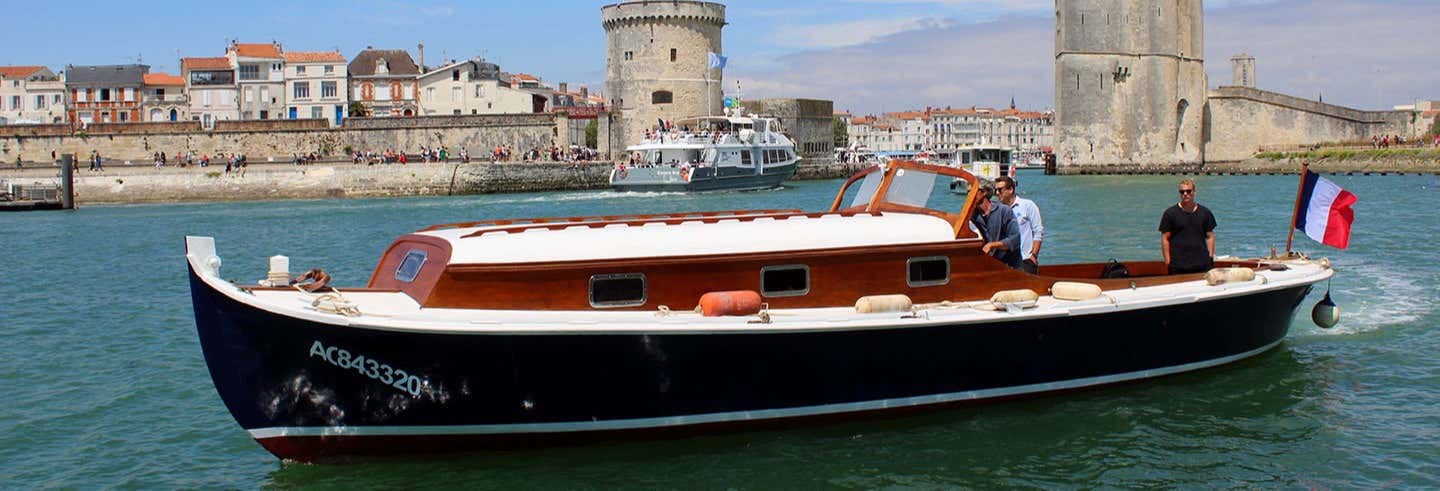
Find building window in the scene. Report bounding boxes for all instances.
[311,106,323,119]
[99,88,111,101]
[452,70,460,81]
[239,65,260,80]
[296,65,306,75]
[272,63,282,71]
[8,96,18,110]
[426,87,434,102]
[245,89,254,103]
[203,91,211,106]
[651,90,672,104]
[53,94,61,105]
[75,90,87,103]
[624,51,633,61]
[476,84,484,98]
[589,273,646,308]
[321,81,337,99]
[293,82,309,99]
[761,265,810,297]
[451,87,461,102]
[670,48,677,62]
[324,65,334,75]
[261,87,270,103]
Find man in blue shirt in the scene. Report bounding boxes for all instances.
[970,181,1023,269]
[997,176,1044,274]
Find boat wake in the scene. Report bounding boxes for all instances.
[1304,258,1435,336]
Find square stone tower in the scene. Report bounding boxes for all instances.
[1054,0,1207,171]
[602,1,726,151]
[1231,53,1256,88]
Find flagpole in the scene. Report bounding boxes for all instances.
[1284,161,1309,254]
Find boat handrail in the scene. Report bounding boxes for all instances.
[457,210,883,239]
[421,209,803,232]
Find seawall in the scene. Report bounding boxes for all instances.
[0,158,867,205]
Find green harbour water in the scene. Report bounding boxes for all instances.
[3,173,1438,488]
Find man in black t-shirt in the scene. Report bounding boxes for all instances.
[1159,179,1217,275]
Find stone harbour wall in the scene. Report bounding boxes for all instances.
[0,114,568,165]
[60,162,613,204]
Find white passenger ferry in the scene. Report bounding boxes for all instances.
[611,116,798,192]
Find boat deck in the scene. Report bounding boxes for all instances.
[233,258,1331,334]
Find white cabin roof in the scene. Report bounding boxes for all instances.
[419,212,957,265]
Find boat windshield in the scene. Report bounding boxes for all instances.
[848,170,884,208]
[883,168,938,209]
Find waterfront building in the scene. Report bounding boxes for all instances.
[141,73,187,122]
[65,64,148,126]
[416,58,502,116]
[227,42,286,120]
[182,57,238,127]
[845,106,1055,159]
[602,0,726,149]
[0,66,65,125]
[283,51,348,125]
[348,48,420,117]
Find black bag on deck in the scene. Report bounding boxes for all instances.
[1102,259,1130,279]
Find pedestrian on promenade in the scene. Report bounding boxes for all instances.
[1159,179,1217,275]
[16,154,23,169]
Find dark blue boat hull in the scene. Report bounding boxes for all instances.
[189,265,1312,462]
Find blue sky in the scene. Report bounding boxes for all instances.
[1,0,1434,114]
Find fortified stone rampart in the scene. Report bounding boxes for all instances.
[0,124,70,137]
[603,1,725,151]
[87,121,202,135]
[214,119,330,132]
[0,114,573,163]
[1204,86,1411,162]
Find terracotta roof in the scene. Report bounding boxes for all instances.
[348,49,419,77]
[182,57,232,71]
[0,66,47,79]
[285,51,346,63]
[233,43,282,59]
[512,73,540,82]
[887,111,929,121]
[143,73,184,86]
[851,116,876,125]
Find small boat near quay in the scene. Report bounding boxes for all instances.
[610,116,798,192]
[186,160,1336,462]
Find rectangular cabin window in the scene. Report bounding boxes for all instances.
[740,150,752,166]
[907,256,950,287]
[761,265,810,297]
[394,250,428,283]
[590,273,646,308]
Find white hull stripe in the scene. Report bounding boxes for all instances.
[248,339,1283,440]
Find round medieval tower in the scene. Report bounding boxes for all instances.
[1055,0,1206,170]
[602,1,726,150]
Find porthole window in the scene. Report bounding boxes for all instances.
[590,273,646,308]
[652,90,673,104]
[761,265,810,297]
[394,250,428,283]
[907,256,950,287]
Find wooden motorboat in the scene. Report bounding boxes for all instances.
[186,161,1333,462]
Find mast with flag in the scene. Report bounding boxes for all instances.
[707,52,726,116]
[1286,163,1357,252]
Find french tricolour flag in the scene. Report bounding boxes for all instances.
[1293,169,1357,249]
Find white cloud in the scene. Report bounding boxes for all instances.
[731,0,1437,114]
[775,16,956,49]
